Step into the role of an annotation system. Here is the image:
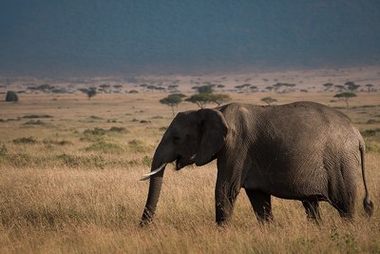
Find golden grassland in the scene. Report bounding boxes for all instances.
[0,91,380,253]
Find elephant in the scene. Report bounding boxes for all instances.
[140,101,374,226]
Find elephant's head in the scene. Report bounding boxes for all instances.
[140,108,228,225]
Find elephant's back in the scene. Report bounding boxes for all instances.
[260,101,356,138]
[243,101,361,199]
[259,101,361,157]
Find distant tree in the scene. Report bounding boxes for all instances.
[160,94,184,116]
[5,91,18,102]
[210,93,231,106]
[334,85,345,92]
[249,85,258,92]
[265,86,273,92]
[168,84,179,90]
[196,85,213,94]
[261,96,277,105]
[365,84,374,92]
[322,83,334,91]
[79,87,97,99]
[185,93,212,108]
[217,84,225,89]
[234,84,251,93]
[99,84,110,89]
[344,81,360,92]
[273,83,283,92]
[334,92,357,109]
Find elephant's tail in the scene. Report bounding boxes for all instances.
[359,142,374,217]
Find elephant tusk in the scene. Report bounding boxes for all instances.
[140,163,167,181]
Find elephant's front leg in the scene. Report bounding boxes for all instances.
[215,175,241,226]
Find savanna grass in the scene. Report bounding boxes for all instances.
[0,91,379,253]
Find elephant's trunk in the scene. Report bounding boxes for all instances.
[140,144,171,226]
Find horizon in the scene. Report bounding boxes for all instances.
[1,1,380,77]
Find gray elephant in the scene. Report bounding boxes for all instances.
[140,102,373,226]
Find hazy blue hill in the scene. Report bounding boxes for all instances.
[0,0,380,76]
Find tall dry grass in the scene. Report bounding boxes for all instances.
[0,91,379,253]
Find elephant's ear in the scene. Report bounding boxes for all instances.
[195,108,228,166]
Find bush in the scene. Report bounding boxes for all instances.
[109,127,127,133]
[84,141,125,154]
[13,137,38,144]
[22,114,53,119]
[5,91,18,102]
[42,139,72,146]
[83,128,107,136]
[24,120,46,125]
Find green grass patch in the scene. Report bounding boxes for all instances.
[80,127,127,142]
[361,128,380,137]
[84,141,125,154]
[366,141,380,153]
[128,139,148,153]
[142,155,152,166]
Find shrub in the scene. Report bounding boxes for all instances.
[83,128,107,136]
[13,137,38,144]
[24,120,46,125]
[109,127,127,133]
[22,114,53,119]
[89,115,102,120]
[42,139,72,146]
[5,91,18,102]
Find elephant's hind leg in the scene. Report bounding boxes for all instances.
[302,199,321,223]
[245,189,273,222]
[328,163,357,220]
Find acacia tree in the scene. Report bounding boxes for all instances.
[185,93,212,108]
[334,92,356,109]
[159,94,185,116]
[210,93,231,106]
[322,83,334,91]
[186,92,231,108]
[344,81,360,92]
